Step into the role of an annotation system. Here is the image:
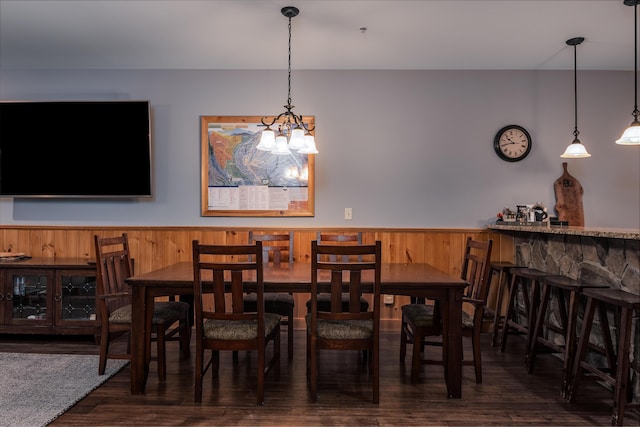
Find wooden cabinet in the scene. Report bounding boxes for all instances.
[0,258,99,336]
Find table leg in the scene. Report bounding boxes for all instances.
[562,290,579,399]
[446,287,463,398]
[130,285,150,394]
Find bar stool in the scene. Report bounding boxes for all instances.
[500,267,551,354]
[568,288,640,426]
[526,275,607,398]
[487,261,522,347]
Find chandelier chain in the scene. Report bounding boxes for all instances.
[287,14,293,108]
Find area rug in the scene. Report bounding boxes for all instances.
[0,352,128,427]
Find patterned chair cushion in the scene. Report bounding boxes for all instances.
[402,303,474,329]
[109,301,189,325]
[305,313,374,340]
[243,292,294,312]
[401,304,438,328]
[202,312,281,340]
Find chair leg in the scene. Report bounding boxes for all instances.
[309,335,318,402]
[527,283,551,373]
[287,308,294,360]
[491,269,507,347]
[500,274,519,352]
[98,326,109,375]
[400,319,408,361]
[372,345,379,404]
[411,327,422,384]
[612,306,634,426]
[274,328,281,378]
[180,319,191,358]
[257,340,265,405]
[212,350,220,377]
[156,326,167,382]
[472,324,483,384]
[194,345,203,403]
[568,296,596,403]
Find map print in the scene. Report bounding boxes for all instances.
[207,122,309,188]
[204,119,311,213]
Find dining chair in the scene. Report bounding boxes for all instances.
[243,231,295,359]
[306,231,370,314]
[94,233,190,381]
[307,240,382,403]
[192,240,280,405]
[399,237,493,384]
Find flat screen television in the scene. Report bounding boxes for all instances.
[0,100,152,198]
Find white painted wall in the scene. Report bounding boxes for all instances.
[0,69,638,229]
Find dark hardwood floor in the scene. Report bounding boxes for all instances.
[1,329,637,426]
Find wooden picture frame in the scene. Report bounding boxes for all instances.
[200,115,315,217]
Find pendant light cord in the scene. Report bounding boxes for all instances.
[633,2,639,120]
[573,43,579,139]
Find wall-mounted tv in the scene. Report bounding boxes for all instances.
[0,100,152,198]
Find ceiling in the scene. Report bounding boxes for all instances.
[0,0,637,71]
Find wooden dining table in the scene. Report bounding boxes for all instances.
[125,261,468,398]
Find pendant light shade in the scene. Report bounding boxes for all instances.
[257,6,318,154]
[561,37,591,158]
[616,0,640,145]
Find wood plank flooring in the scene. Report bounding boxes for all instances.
[1,330,637,426]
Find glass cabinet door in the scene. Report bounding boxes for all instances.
[56,270,97,326]
[6,270,52,325]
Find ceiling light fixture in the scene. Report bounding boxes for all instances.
[615,0,640,145]
[256,6,318,155]
[561,37,591,158]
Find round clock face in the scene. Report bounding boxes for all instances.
[494,125,532,162]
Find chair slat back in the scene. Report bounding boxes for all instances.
[249,231,293,267]
[316,231,363,262]
[94,233,134,316]
[310,240,381,317]
[460,237,493,303]
[192,241,264,325]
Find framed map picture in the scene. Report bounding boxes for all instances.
[200,115,315,217]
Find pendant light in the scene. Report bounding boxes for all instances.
[615,0,640,145]
[561,37,591,158]
[256,6,318,155]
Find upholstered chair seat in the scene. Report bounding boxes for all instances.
[203,313,281,340]
[110,301,190,325]
[305,314,373,340]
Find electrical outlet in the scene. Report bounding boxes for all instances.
[344,208,352,220]
[383,294,394,304]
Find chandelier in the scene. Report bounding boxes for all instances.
[561,37,591,158]
[256,6,318,155]
[615,0,640,145]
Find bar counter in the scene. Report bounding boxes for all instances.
[488,222,639,401]
[488,223,639,240]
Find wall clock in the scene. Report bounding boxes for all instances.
[493,125,532,162]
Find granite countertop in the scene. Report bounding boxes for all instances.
[487,223,640,240]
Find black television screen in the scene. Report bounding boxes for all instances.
[0,100,152,197]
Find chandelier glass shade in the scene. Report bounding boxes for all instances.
[561,37,591,158]
[616,0,640,145]
[257,6,318,155]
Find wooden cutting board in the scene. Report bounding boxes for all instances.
[553,162,584,226]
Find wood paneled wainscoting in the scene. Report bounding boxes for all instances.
[0,227,513,331]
